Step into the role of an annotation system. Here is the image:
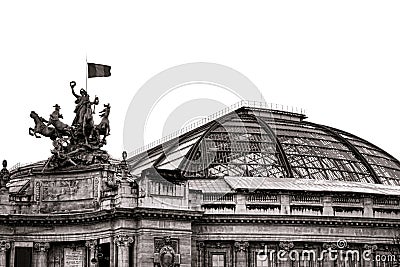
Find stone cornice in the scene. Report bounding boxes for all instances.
[197,214,400,228]
[1,207,400,228]
[0,207,203,226]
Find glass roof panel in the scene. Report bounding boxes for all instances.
[182,112,288,178]
[127,106,400,185]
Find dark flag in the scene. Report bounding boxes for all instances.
[88,63,111,78]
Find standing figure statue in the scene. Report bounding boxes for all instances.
[70,81,99,144]
[70,81,98,128]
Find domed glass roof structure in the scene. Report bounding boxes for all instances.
[128,103,400,185]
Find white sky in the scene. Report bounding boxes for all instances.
[0,1,399,168]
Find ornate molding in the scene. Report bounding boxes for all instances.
[114,234,134,247]
[34,242,50,252]
[234,241,249,252]
[0,240,10,252]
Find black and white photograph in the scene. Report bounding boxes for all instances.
[0,1,400,266]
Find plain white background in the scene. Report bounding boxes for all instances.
[0,1,399,167]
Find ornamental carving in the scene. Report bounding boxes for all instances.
[197,241,205,251]
[279,241,294,251]
[363,244,378,251]
[34,242,50,252]
[154,236,180,267]
[85,240,97,250]
[159,245,176,267]
[0,240,10,252]
[234,241,249,252]
[114,235,134,247]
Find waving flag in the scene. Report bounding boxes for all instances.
[88,63,111,78]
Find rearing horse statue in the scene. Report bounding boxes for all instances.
[29,111,58,140]
[94,104,111,144]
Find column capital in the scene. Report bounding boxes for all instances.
[114,234,134,247]
[197,241,205,251]
[85,240,97,250]
[0,241,10,252]
[34,242,50,252]
[234,241,249,252]
[363,244,378,251]
[279,241,294,251]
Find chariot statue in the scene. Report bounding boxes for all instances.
[29,81,111,169]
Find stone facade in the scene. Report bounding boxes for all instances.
[2,105,400,266]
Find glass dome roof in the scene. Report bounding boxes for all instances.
[128,106,400,185]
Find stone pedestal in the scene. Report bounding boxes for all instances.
[280,194,290,214]
[33,242,50,267]
[114,235,134,267]
[322,195,334,216]
[0,241,10,267]
[363,197,374,217]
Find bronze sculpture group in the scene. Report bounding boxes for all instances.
[29,81,111,169]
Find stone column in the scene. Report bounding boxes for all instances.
[0,241,10,267]
[85,240,97,267]
[114,235,134,267]
[321,243,336,267]
[197,242,205,267]
[362,244,377,267]
[33,242,50,267]
[234,241,249,267]
[278,241,294,267]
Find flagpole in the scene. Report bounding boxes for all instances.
[85,54,88,93]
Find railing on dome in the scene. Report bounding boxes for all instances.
[128,100,306,158]
[9,162,36,172]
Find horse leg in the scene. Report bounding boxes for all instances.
[29,128,34,136]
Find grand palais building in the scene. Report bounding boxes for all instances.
[1,101,400,267]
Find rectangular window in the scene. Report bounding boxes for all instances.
[14,247,32,267]
[212,254,225,267]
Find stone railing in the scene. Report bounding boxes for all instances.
[246,194,279,203]
[195,191,400,218]
[203,193,235,203]
[290,195,321,204]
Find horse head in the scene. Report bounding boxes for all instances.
[30,111,38,119]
